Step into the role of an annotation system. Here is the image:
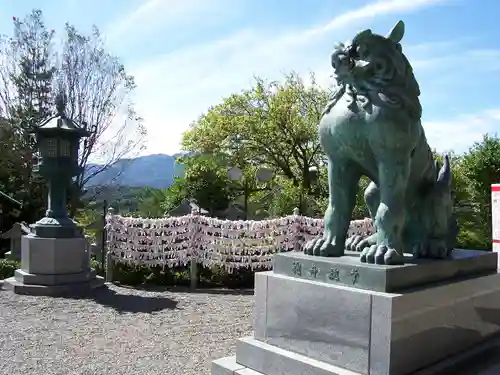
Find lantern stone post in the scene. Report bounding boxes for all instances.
[227,166,274,220]
[4,93,105,296]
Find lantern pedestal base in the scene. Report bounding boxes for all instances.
[3,274,105,297]
[3,234,105,297]
[31,216,84,238]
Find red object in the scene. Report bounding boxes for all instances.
[494,239,500,244]
[492,185,500,192]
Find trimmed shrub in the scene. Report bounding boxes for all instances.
[0,259,20,279]
[0,256,258,289]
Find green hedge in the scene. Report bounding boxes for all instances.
[0,257,259,288]
[92,258,259,288]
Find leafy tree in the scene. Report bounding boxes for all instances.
[75,205,101,242]
[6,11,55,125]
[134,155,235,218]
[182,72,328,196]
[260,178,301,218]
[167,155,234,216]
[457,134,500,249]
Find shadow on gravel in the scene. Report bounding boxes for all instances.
[117,284,254,296]
[72,286,179,314]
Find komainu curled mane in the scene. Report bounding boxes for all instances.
[303,20,458,265]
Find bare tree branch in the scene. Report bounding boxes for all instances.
[0,11,146,195]
[55,24,146,190]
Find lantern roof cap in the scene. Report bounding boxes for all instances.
[32,93,90,137]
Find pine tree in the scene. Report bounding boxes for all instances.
[0,10,57,226]
[9,10,56,130]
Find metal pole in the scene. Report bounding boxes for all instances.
[101,200,107,273]
[190,208,199,290]
[243,181,249,220]
[299,187,303,215]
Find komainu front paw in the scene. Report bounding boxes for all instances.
[427,239,449,259]
[345,233,377,252]
[360,245,404,265]
[303,233,344,257]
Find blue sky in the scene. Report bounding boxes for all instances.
[1,0,499,156]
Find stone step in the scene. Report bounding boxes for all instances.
[211,356,263,375]
[235,336,359,375]
[236,369,264,375]
[229,335,500,375]
[212,356,245,375]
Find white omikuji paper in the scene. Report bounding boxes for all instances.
[105,213,376,272]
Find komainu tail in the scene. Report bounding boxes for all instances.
[436,154,458,253]
[436,154,451,187]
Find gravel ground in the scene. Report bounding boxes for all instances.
[0,284,254,375]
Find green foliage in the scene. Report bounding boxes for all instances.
[91,257,104,276]
[176,154,234,215]
[137,187,170,218]
[83,185,144,213]
[353,176,371,219]
[145,154,235,216]
[102,262,258,289]
[182,72,328,197]
[0,10,52,227]
[130,154,236,218]
[8,10,56,124]
[0,259,20,279]
[160,179,186,214]
[75,207,102,242]
[259,178,301,217]
[260,166,369,219]
[456,135,500,249]
[427,138,500,250]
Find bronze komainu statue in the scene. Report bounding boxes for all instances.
[303,21,458,265]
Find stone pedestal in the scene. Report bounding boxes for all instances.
[3,234,104,296]
[212,250,500,375]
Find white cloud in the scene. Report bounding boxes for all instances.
[301,0,453,41]
[424,110,500,153]
[104,0,223,42]
[125,0,488,156]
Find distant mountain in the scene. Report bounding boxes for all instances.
[85,153,185,188]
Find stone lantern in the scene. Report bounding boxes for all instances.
[30,93,91,238]
[4,93,105,296]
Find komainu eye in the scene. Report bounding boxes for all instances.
[355,44,369,59]
[349,44,359,58]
